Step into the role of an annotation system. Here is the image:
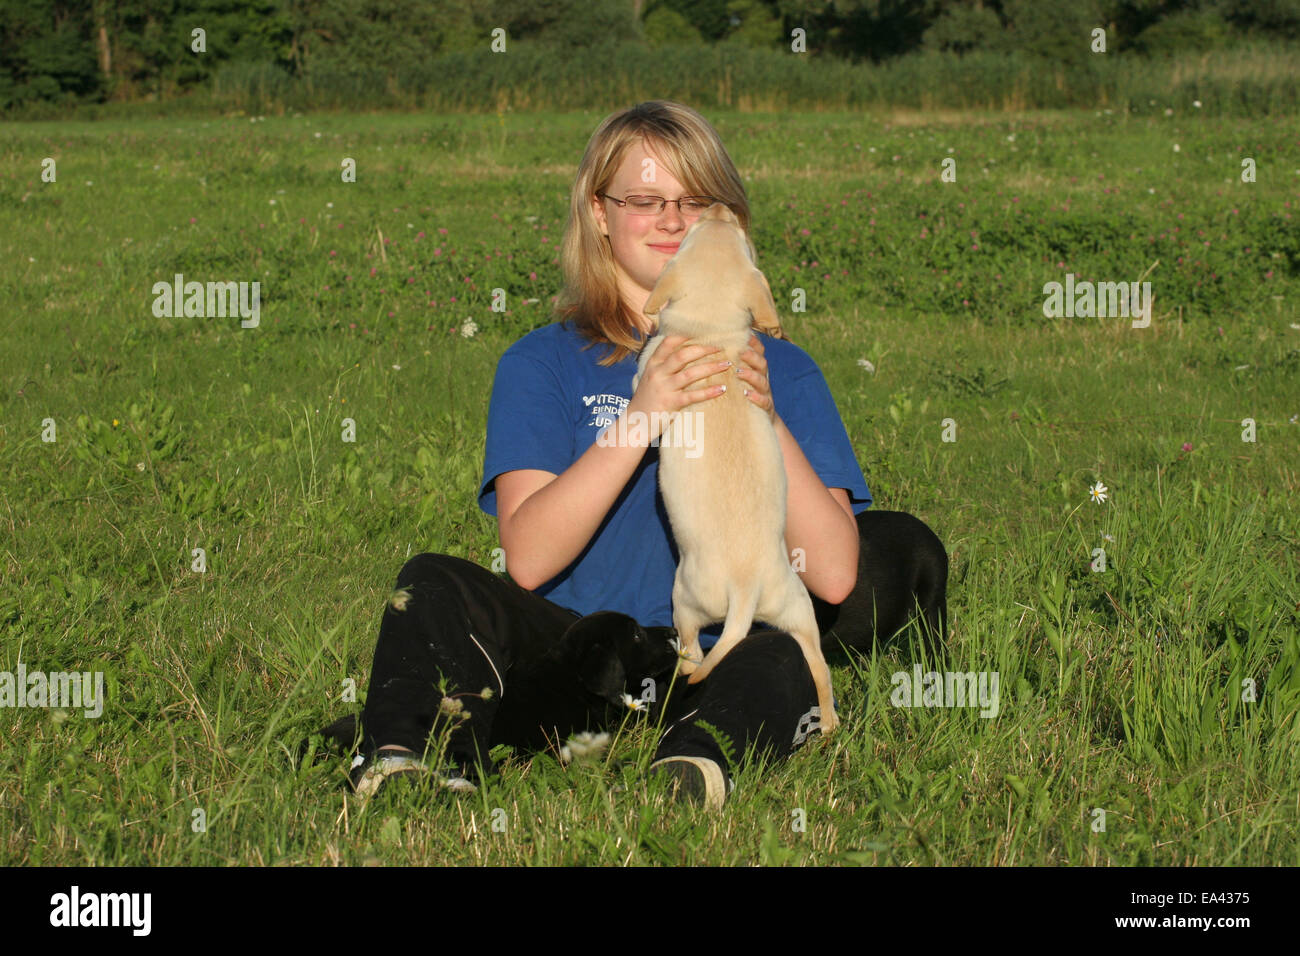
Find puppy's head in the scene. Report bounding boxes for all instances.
[642,203,787,341]
[558,611,679,706]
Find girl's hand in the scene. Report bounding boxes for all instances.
[628,335,731,444]
[737,334,777,423]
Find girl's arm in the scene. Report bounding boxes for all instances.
[773,421,860,604]
[496,337,730,591]
[494,446,641,591]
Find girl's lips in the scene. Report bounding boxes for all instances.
[649,244,680,253]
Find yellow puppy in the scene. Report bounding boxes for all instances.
[632,203,839,733]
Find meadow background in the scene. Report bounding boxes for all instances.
[1,0,1298,866]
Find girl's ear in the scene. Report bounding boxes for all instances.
[746,268,786,340]
[643,261,683,318]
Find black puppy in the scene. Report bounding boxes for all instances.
[490,610,680,752]
[810,510,948,656]
[306,611,680,766]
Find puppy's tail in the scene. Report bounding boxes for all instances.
[688,586,759,683]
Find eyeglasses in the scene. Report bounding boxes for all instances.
[598,193,717,217]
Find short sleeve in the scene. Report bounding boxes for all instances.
[478,346,574,517]
[776,352,873,514]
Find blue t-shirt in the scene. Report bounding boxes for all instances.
[478,319,871,641]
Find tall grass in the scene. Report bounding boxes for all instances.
[6,42,1299,121]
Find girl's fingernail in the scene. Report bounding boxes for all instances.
[742,388,749,396]
[719,385,727,392]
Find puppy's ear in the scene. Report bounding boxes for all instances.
[576,637,626,704]
[746,268,786,340]
[560,611,639,704]
[643,261,683,319]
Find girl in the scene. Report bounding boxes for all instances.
[349,100,871,809]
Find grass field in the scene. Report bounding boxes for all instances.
[1,108,1297,865]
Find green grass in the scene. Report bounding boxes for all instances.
[1,109,1297,865]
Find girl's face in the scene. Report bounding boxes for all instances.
[591,139,701,333]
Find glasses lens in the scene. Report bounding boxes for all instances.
[624,196,663,214]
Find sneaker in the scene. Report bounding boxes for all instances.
[348,749,477,799]
[649,755,732,810]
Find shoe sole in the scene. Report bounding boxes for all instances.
[650,755,728,810]
[350,753,477,799]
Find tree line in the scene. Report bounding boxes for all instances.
[2,0,1296,111]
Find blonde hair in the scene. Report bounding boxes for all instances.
[555,100,752,366]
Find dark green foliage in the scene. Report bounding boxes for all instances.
[4,0,1299,110]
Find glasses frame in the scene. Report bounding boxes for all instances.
[597,192,719,217]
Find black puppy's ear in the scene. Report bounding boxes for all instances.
[558,611,642,704]
[577,638,626,704]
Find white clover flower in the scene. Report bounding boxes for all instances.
[857,358,876,373]
[1173,144,1181,153]
[1090,481,1109,504]
[460,319,478,338]
[560,731,610,764]
[1193,100,1202,108]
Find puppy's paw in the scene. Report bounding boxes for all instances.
[819,709,841,734]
